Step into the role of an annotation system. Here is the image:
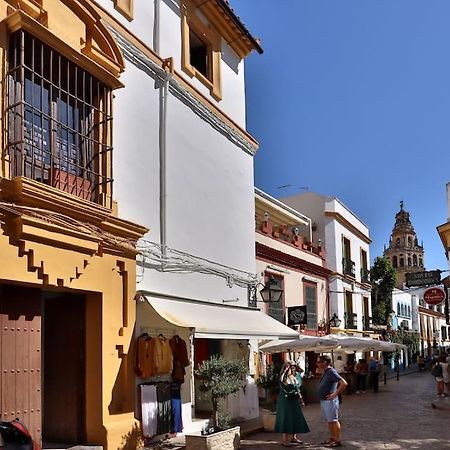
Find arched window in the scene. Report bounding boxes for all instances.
[400,258,404,267]
[392,256,398,268]
[397,302,400,315]
[419,258,423,267]
[413,254,417,266]
[407,257,411,266]
[396,238,400,246]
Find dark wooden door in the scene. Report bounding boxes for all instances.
[43,294,85,444]
[0,284,42,443]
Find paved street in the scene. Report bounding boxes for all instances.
[158,371,450,450]
[240,372,450,449]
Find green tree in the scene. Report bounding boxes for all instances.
[370,256,397,325]
[195,355,247,430]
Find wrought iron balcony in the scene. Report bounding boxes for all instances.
[361,267,370,283]
[342,258,355,277]
[344,312,357,329]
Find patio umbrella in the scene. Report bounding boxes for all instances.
[259,335,339,353]
[325,334,382,352]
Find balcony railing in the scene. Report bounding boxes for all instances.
[362,315,372,331]
[344,312,357,329]
[361,267,370,283]
[342,258,355,277]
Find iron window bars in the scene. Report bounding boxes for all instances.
[6,29,113,207]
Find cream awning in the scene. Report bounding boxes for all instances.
[142,294,299,340]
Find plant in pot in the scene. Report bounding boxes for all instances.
[186,355,247,450]
[256,363,281,411]
[195,355,247,431]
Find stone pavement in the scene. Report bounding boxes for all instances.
[154,371,450,449]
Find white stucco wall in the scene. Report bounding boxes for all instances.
[112,52,255,305]
[96,0,247,125]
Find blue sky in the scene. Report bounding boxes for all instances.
[234,0,450,271]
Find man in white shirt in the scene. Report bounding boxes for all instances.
[334,356,345,374]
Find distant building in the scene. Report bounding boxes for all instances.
[384,201,424,289]
[281,192,373,335]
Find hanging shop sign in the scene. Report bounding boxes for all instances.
[287,305,307,326]
[423,287,446,306]
[405,270,441,287]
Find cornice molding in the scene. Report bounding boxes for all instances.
[325,211,372,244]
[256,242,331,278]
[108,26,258,156]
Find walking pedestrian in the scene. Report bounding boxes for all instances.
[355,358,368,394]
[317,355,348,448]
[274,361,310,447]
[368,357,380,393]
[417,355,425,372]
[431,355,445,398]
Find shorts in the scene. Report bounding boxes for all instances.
[320,398,339,422]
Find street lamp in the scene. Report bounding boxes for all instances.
[329,313,342,328]
[260,277,283,303]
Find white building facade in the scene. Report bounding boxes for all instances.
[93,0,297,437]
[282,193,373,335]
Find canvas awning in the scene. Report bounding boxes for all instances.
[141,294,299,340]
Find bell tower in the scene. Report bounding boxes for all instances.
[383,201,424,289]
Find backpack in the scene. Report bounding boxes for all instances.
[431,363,443,377]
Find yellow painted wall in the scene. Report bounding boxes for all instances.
[0,226,141,450]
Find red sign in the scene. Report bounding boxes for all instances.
[423,287,446,306]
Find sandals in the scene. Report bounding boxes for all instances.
[324,441,342,447]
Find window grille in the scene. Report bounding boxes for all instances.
[6,29,113,207]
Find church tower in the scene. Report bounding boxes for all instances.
[384,201,424,289]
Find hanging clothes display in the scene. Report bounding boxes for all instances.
[136,334,156,378]
[156,382,171,435]
[169,335,189,383]
[154,335,173,375]
[140,384,158,438]
[170,382,183,433]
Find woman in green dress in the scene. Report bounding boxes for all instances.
[275,361,310,447]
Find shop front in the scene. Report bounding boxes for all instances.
[134,293,299,437]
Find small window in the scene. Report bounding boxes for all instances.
[392,256,398,268]
[189,29,209,80]
[399,258,404,267]
[397,302,400,315]
[304,283,317,329]
[181,0,222,101]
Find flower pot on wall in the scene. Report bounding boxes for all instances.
[185,426,240,450]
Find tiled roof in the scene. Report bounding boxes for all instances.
[216,0,263,54]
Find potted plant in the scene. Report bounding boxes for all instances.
[186,355,247,450]
[256,363,280,431]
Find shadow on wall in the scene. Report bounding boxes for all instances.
[119,422,144,450]
[109,325,137,415]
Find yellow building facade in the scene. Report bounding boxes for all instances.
[0,1,147,449]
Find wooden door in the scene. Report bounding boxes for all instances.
[0,284,42,443]
[43,294,85,444]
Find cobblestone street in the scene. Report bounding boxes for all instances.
[159,372,450,450]
[240,372,450,449]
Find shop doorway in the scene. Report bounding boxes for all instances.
[42,292,86,444]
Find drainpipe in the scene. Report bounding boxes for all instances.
[159,59,173,263]
[154,0,160,53]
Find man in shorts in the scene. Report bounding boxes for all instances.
[317,355,348,448]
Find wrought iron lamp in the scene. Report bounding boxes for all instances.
[259,277,283,303]
[329,313,342,328]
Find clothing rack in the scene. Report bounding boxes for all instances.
[139,326,180,337]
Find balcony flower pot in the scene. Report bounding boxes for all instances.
[185,426,240,450]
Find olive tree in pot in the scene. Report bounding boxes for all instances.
[195,355,247,431]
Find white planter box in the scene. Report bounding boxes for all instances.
[185,426,240,450]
